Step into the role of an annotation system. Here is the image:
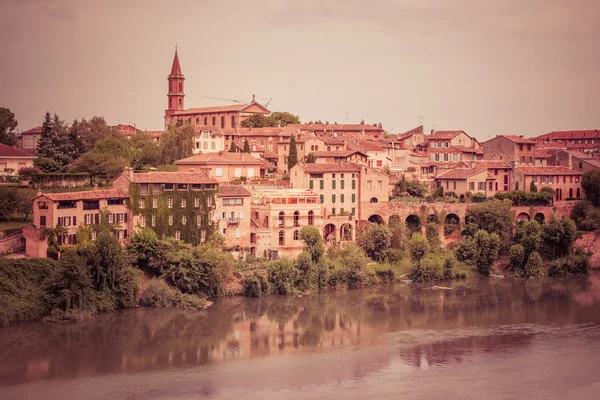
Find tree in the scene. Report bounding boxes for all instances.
[465,199,514,247]
[306,152,316,163]
[515,220,541,258]
[71,137,131,179]
[43,250,92,311]
[240,114,271,128]
[0,187,20,221]
[515,181,519,191]
[129,132,160,169]
[474,230,501,276]
[268,111,300,127]
[406,180,427,198]
[541,216,578,259]
[288,135,298,170]
[358,223,392,262]
[0,107,18,146]
[426,222,441,249]
[159,123,195,164]
[509,244,525,273]
[243,138,251,153]
[389,218,408,250]
[409,233,429,264]
[35,112,73,172]
[524,251,542,277]
[398,175,407,194]
[454,235,477,263]
[571,199,600,231]
[582,169,600,206]
[530,180,537,192]
[300,226,325,264]
[229,141,238,153]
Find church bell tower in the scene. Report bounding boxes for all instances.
[166,47,185,119]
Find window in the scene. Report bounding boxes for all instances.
[223,198,243,205]
[231,116,236,128]
[201,230,206,242]
[212,117,216,126]
[351,193,356,203]
[234,168,242,177]
[168,215,173,226]
[168,197,173,208]
[204,117,207,125]
[194,197,199,207]
[367,181,372,190]
[182,216,187,225]
[293,211,300,226]
[341,180,345,189]
[84,214,92,225]
[165,183,174,191]
[352,180,356,189]
[235,228,240,239]
[376,160,382,167]
[308,210,314,225]
[278,211,285,227]
[153,198,158,208]
[351,207,356,215]
[320,180,324,189]
[175,231,181,240]
[108,198,123,205]
[40,216,46,227]
[494,169,498,176]
[332,208,336,215]
[453,181,456,190]
[377,180,382,190]
[83,200,100,210]
[489,182,493,191]
[196,118,199,125]
[117,213,125,223]
[320,194,324,204]
[278,230,285,246]
[332,194,336,203]
[370,197,378,203]
[57,201,76,209]
[340,194,345,203]
[293,230,299,240]
[478,182,485,191]
[181,198,186,208]
[309,180,314,189]
[215,168,223,177]
[332,180,336,189]
[469,182,475,190]
[139,215,146,227]
[178,184,188,190]
[139,198,145,209]
[38,201,48,209]
[197,214,202,226]
[207,197,212,206]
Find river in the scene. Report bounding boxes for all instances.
[1,275,600,400]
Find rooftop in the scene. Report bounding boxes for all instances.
[296,163,362,173]
[516,166,582,175]
[39,189,129,202]
[131,172,218,184]
[428,130,466,140]
[0,143,36,158]
[218,185,251,197]
[435,167,490,180]
[175,152,264,165]
[492,135,537,144]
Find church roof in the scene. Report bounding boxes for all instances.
[170,48,182,76]
[173,101,270,116]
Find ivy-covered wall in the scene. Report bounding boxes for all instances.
[128,183,217,245]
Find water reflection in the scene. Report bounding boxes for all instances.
[1,275,599,387]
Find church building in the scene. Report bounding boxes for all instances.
[164,48,271,129]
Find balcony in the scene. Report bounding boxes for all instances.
[227,217,240,225]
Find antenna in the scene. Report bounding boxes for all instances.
[344,111,351,122]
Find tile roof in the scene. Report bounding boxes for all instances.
[452,146,483,154]
[40,189,129,202]
[495,135,537,144]
[428,130,465,140]
[170,48,182,76]
[0,143,36,157]
[175,152,263,165]
[535,150,552,159]
[313,150,366,158]
[356,140,385,151]
[174,104,250,114]
[470,160,512,169]
[559,150,595,159]
[21,126,42,135]
[435,167,490,180]
[131,172,218,184]
[397,125,424,138]
[221,127,284,136]
[516,166,582,175]
[218,185,251,197]
[143,130,163,138]
[535,130,600,141]
[297,163,362,173]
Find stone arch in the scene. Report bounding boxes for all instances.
[534,212,545,224]
[516,212,531,222]
[368,214,385,224]
[340,223,353,241]
[427,214,440,224]
[406,214,422,234]
[388,214,401,225]
[324,224,337,241]
[444,213,460,235]
[370,197,379,204]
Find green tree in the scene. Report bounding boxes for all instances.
[243,138,251,153]
[229,140,238,152]
[288,135,298,170]
[474,230,501,276]
[515,220,542,258]
[541,216,578,259]
[406,180,427,197]
[240,114,271,128]
[268,259,298,294]
[426,222,441,249]
[159,123,195,164]
[129,228,160,271]
[509,244,526,273]
[465,199,514,247]
[358,223,392,262]
[454,235,477,263]
[71,136,131,180]
[129,131,160,169]
[35,112,73,172]
[300,226,325,263]
[389,218,408,250]
[582,169,600,206]
[43,250,92,311]
[524,251,542,277]
[336,243,370,272]
[409,232,430,264]
[0,107,18,146]
[530,180,537,192]
[398,175,407,194]
[306,152,316,163]
[571,200,600,231]
[268,111,300,127]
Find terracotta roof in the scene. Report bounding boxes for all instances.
[221,127,284,136]
[175,152,263,165]
[0,143,36,157]
[356,140,385,151]
[218,185,251,197]
[40,189,129,202]
[429,130,465,140]
[259,158,277,169]
[398,125,424,138]
[470,160,512,169]
[435,167,489,180]
[262,151,278,159]
[170,48,182,76]
[281,123,384,136]
[21,126,42,135]
[131,172,218,184]
[452,146,483,154]
[494,135,537,144]
[583,159,600,169]
[557,150,595,159]
[535,130,600,141]
[143,130,163,138]
[535,150,552,159]
[313,150,366,158]
[174,104,250,115]
[297,163,362,173]
[516,166,582,175]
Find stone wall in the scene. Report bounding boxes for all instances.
[0,231,25,256]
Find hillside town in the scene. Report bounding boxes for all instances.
[1,48,598,261]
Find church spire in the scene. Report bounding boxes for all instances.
[166,46,185,117]
[170,46,182,76]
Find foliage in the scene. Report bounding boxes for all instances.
[548,249,590,276]
[464,199,514,247]
[406,180,428,198]
[43,250,92,312]
[397,175,407,194]
[514,220,542,258]
[473,230,501,276]
[243,138,251,153]
[432,186,444,199]
[389,218,408,250]
[240,111,300,128]
[306,152,317,163]
[129,132,160,169]
[541,216,578,259]
[159,123,195,164]
[530,181,537,192]
[295,251,317,291]
[129,228,160,270]
[335,243,370,272]
[426,222,441,249]
[443,257,455,280]
[35,112,74,172]
[70,136,131,179]
[268,259,298,295]
[582,169,600,206]
[288,135,298,170]
[358,223,392,262]
[242,273,271,297]
[240,114,271,128]
[454,235,478,264]
[410,254,443,282]
[494,190,554,206]
[299,226,325,263]
[509,244,526,273]
[523,251,543,277]
[139,278,180,307]
[571,200,600,231]
[229,141,238,152]
[374,264,396,283]
[409,233,430,264]
[18,166,41,181]
[0,107,18,146]
[0,187,34,221]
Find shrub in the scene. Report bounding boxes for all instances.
[386,248,405,264]
[268,259,298,295]
[548,249,590,276]
[139,278,179,307]
[410,255,443,282]
[426,223,441,249]
[443,257,455,280]
[176,293,207,310]
[524,251,543,277]
[375,265,395,283]
[409,233,430,264]
[358,223,392,262]
[509,244,525,273]
[242,273,271,297]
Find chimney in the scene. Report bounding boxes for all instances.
[37,189,42,197]
[124,167,134,179]
[431,129,434,134]
[218,151,224,156]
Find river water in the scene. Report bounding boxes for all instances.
[1,275,600,400]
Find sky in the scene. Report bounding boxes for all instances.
[1,0,599,141]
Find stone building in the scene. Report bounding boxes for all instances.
[174,151,275,181]
[547,150,600,174]
[434,167,497,197]
[534,130,600,153]
[23,187,130,258]
[482,135,537,165]
[163,48,270,129]
[514,166,583,200]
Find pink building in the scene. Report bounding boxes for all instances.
[174,152,274,181]
[217,185,251,251]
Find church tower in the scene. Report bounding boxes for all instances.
[166,47,185,118]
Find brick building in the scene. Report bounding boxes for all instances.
[547,150,600,174]
[216,185,251,250]
[534,130,600,152]
[434,167,497,197]
[514,166,582,200]
[24,187,130,258]
[163,48,270,129]
[19,126,42,154]
[483,135,537,165]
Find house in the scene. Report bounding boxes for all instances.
[312,150,369,166]
[514,166,582,200]
[482,135,537,165]
[547,150,600,174]
[249,188,323,259]
[192,126,225,153]
[468,160,513,192]
[23,187,130,258]
[0,143,36,180]
[19,126,42,154]
[434,167,497,197]
[174,151,272,181]
[534,130,600,152]
[216,185,252,251]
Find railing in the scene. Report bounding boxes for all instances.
[227,217,240,225]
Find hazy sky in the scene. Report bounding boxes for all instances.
[1,0,599,140]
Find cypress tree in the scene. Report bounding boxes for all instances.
[243,138,251,153]
[37,111,54,159]
[399,175,407,193]
[515,181,519,191]
[530,181,537,192]
[229,141,238,152]
[288,135,298,170]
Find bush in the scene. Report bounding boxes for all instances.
[375,265,396,283]
[426,223,441,249]
[242,273,271,297]
[139,278,180,307]
[358,223,392,262]
[443,257,455,280]
[410,255,443,282]
[386,248,405,264]
[548,249,590,276]
[524,251,543,277]
[176,293,207,310]
[268,259,298,295]
[409,233,430,263]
